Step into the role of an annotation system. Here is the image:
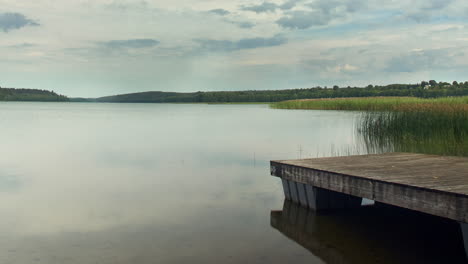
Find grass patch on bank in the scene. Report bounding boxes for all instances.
[270,96,468,113]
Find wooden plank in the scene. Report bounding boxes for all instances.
[273,153,468,195]
[271,153,468,223]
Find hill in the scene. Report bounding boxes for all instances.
[0,87,68,102]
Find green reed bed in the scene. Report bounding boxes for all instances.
[270,96,468,112]
[272,96,468,157]
[359,111,468,156]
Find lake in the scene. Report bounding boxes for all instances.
[0,103,466,263]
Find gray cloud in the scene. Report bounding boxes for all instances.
[229,20,255,29]
[277,11,331,29]
[404,12,431,23]
[385,49,455,72]
[386,54,433,73]
[309,0,367,14]
[207,8,253,28]
[421,0,455,10]
[241,2,278,13]
[99,39,160,49]
[209,9,230,16]
[195,36,287,52]
[279,0,300,10]
[0,12,39,32]
[240,0,299,13]
[277,0,367,29]
[106,0,150,11]
[404,0,456,22]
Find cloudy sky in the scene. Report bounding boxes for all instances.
[1,0,468,97]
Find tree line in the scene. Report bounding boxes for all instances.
[93,81,468,103]
[4,80,468,103]
[0,87,68,102]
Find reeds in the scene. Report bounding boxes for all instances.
[270,96,468,113]
[271,96,468,157]
[359,111,468,156]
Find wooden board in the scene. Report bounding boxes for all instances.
[273,153,468,195]
[271,153,468,223]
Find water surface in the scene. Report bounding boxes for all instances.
[0,103,465,263]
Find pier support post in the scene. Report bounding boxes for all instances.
[281,180,361,211]
[461,223,468,259]
[281,179,291,200]
[306,186,362,211]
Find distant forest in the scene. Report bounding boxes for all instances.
[0,87,68,102]
[3,80,468,103]
[91,80,468,103]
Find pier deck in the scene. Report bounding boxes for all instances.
[270,152,468,223]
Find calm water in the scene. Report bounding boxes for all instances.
[0,102,465,264]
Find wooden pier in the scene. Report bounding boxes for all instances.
[270,152,468,256]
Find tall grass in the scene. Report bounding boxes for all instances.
[271,96,468,113]
[271,96,468,157]
[359,111,468,156]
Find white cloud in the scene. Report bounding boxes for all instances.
[0,0,467,96]
[333,64,359,72]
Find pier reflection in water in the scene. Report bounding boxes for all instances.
[271,200,467,264]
